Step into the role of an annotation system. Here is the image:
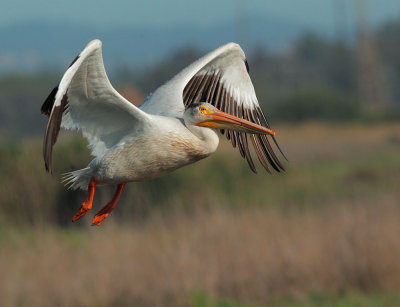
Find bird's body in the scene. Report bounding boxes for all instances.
[41,39,285,225]
[79,114,218,186]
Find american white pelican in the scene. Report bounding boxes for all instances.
[41,39,285,226]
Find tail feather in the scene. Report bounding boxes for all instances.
[61,167,93,190]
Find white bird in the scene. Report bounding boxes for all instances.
[41,39,285,226]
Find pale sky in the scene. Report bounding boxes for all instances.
[2,0,400,29]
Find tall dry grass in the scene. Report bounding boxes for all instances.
[1,122,400,306]
[1,193,400,307]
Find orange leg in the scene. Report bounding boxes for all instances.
[92,183,126,226]
[72,177,98,222]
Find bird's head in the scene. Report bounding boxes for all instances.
[184,102,275,135]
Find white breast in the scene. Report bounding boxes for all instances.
[93,117,218,183]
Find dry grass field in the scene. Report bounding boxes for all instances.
[0,122,400,306]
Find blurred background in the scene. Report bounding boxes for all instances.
[1,0,400,306]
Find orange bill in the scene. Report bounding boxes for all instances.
[196,109,275,135]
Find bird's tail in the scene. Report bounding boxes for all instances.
[61,167,93,190]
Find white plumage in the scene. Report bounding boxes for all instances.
[41,39,285,225]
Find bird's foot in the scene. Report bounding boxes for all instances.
[72,201,92,222]
[71,177,97,222]
[91,213,109,226]
[91,182,126,226]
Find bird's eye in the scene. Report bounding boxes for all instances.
[199,106,208,114]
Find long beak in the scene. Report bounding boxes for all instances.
[196,109,275,135]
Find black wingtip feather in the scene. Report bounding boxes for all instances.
[68,54,80,68]
[43,94,68,174]
[245,59,250,73]
[272,135,288,162]
[41,86,58,116]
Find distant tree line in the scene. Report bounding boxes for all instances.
[117,18,400,123]
[1,18,400,138]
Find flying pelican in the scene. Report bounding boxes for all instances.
[41,39,285,226]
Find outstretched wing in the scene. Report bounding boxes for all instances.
[140,42,285,173]
[41,39,151,174]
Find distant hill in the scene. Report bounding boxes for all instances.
[0,15,333,74]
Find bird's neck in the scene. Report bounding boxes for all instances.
[186,124,219,155]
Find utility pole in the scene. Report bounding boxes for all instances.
[355,0,386,113]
